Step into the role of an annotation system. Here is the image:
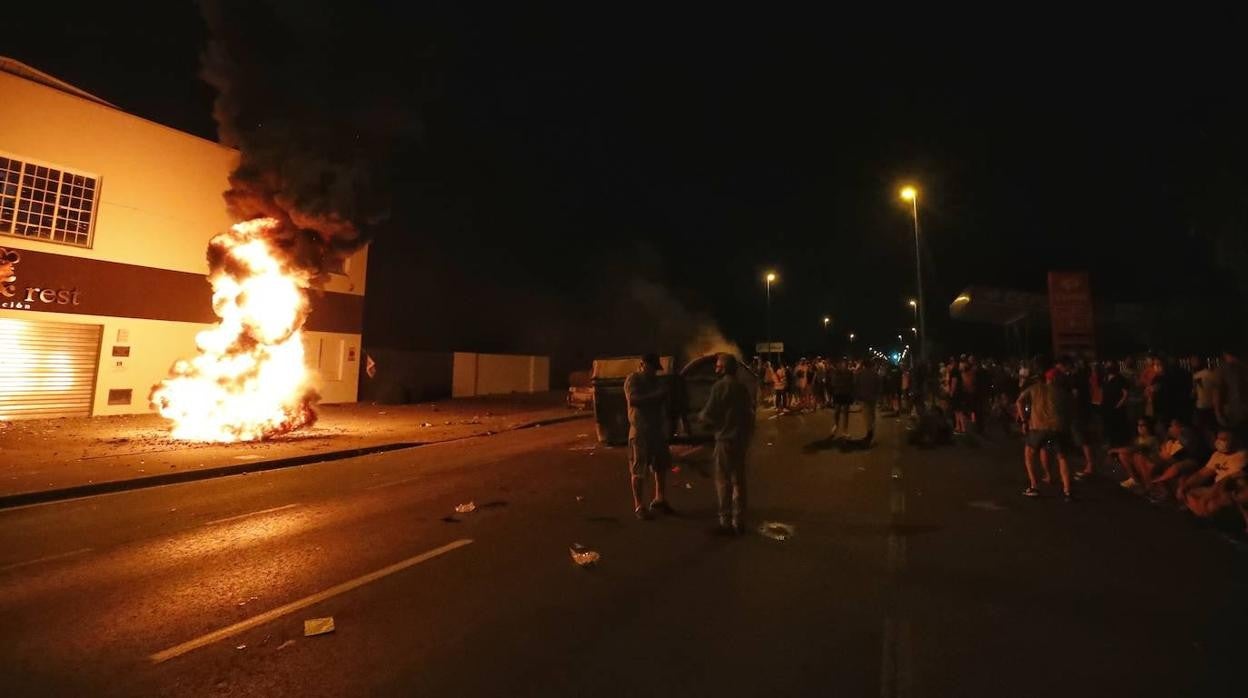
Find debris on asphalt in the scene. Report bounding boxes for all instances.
[671,465,681,473]
[767,442,774,446]
[968,500,1007,511]
[758,522,796,541]
[576,495,585,502]
[684,483,693,489]
[276,639,296,651]
[421,422,433,427]
[454,502,477,514]
[303,617,335,637]
[235,644,246,650]
[569,543,600,567]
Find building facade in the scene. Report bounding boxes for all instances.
[0,58,366,420]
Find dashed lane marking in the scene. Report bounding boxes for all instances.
[204,503,299,526]
[149,538,474,664]
[0,547,92,573]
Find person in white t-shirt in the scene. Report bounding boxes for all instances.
[1178,430,1246,517]
[1190,356,1217,441]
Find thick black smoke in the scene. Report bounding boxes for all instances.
[198,0,430,281]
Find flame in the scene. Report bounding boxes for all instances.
[151,218,318,442]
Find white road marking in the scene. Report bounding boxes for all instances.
[0,547,92,572]
[879,616,913,698]
[149,538,474,663]
[364,475,424,490]
[887,534,907,573]
[204,503,299,526]
[890,490,906,516]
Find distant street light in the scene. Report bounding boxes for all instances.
[900,186,927,362]
[765,271,778,360]
[849,332,856,342]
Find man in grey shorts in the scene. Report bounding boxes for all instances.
[624,353,672,519]
[698,353,756,534]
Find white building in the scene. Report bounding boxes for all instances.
[0,58,367,419]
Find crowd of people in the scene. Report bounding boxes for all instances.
[619,347,1248,540]
[922,350,1248,534]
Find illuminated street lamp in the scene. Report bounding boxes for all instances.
[900,186,927,362]
[765,271,777,360]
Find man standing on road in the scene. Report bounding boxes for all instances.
[1016,368,1076,501]
[699,353,756,535]
[624,353,673,520]
[854,359,880,445]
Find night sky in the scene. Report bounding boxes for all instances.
[7,4,1247,369]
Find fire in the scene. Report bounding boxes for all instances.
[151,217,318,442]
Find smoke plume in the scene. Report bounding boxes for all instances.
[628,279,742,361]
[198,0,427,281]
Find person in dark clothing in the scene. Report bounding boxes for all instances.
[1101,362,1130,447]
[828,358,855,438]
[698,354,756,535]
[624,353,672,520]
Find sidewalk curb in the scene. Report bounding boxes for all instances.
[0,412,590,510]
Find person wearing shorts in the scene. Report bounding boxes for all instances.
[624,353,673,519]
[1017,369,1075,500]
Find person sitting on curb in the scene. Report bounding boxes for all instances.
[1145,417,1208,501]
[1118,414,1203,496]
[1110,419,1158,492]
[1177,430,1246,518]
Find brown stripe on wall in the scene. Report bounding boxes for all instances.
[0,244,363,334]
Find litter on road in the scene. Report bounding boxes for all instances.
[454,502,477,514]
[303,617,336,637]
[758,522,796,541]
[968,500,1007,511]
[569,543,600,567]
[276,639,296,651]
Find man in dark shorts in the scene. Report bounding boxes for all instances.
[829,358,855,439]
[624,353,672,519]
[1016,368,1075,500]
[1057,357,1097,480]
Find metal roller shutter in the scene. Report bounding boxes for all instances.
[0,317,102,419]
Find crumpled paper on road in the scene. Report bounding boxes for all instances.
[758,522,796,541]
[303,617,335,637]
[569,543,600,567]
[454,502,477,514]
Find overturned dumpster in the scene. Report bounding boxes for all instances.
[591,356,674,446]
[677,355,759,442]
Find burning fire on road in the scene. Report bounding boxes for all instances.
[150,218,318,442]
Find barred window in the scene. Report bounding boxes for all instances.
[0,154,99,247]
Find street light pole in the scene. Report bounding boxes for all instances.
[901,188,927,363]
[765,272,777,362]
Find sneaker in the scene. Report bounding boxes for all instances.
[1022,487,1041,497]
[1073,471,1093,481]
[1062,491,1075,503]
[732,520,745,536]
[649,500,675,515]
[634,506,653,521]
[1119,477,1138,489]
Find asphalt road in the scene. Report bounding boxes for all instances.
[1,408,1244,697]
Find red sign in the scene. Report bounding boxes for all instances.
[1047,271,1095,358]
